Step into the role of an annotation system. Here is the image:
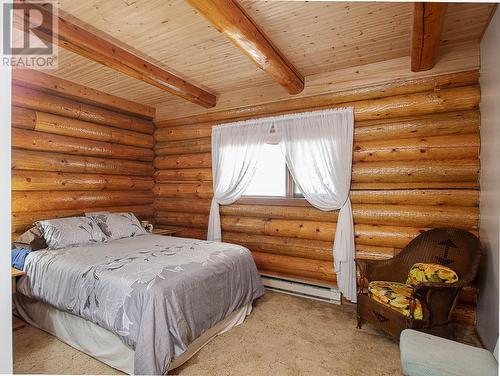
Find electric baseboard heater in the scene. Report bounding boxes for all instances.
[260,274,341,304]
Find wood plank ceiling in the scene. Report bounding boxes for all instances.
[41,1,496,121]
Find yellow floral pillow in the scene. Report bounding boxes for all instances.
[368,281,423,320]
[406,263,458,286]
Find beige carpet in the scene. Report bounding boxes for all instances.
[14,291,403,375]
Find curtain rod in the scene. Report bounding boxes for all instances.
[213,107,353,130]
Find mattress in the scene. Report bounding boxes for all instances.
[17,234,264,374]
[15,294,252,374]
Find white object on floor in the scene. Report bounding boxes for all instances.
[15,294,252,374]
[261,274,341,304]
[400,329,498,376]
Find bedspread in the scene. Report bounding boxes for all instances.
[18,234,264,374]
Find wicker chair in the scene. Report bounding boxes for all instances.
[356,228,482,340]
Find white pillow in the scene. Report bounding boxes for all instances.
[37,216,107,250]
[89,212,147,240]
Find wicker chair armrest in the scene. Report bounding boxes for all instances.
[356,259,372,279]
[356,258,398,282]
[411,281,469,291]
[409,281,467,323]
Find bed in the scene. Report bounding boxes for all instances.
[15,233,265,374]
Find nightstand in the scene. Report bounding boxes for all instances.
[151,227,177,236]
[12,267,26,330]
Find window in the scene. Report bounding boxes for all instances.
[243,144,285,196]
[242,143,301,198]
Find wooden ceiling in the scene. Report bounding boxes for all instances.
[39,1,496,121]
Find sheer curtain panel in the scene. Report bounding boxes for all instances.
[208,108,356,302]
[208,121,273,241]
[273,108,356,302]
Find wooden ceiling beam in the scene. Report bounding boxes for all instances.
[14,3,216,108]
[187,0,304,95]
[411,3,448,72]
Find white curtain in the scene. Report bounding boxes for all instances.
[208,121,273,241]
[208,108,356,302]
[273,108,356,302]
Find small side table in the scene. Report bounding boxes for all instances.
[151,227,177,236]
[12,267,26,330]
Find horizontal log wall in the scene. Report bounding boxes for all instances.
[153,70,481,325]
[11,84,155,238]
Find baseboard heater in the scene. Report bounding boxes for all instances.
[260,274,341,304]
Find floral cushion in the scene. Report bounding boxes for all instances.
[368,281,423,320]
[37,216,107,250]
[88,212,147,241]
[406,263,458,286]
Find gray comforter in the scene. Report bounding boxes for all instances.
[17,234,265,375]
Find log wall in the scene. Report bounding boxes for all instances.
[153,70,481,325]
[11,81,155,239]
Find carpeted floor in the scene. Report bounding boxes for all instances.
[14,291,403,375]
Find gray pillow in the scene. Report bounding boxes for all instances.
[14,226,48,251]
[89,212,147,240]
[37,216,107,250]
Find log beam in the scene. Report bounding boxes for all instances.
[153,158,479,187]
[12,128,154,162]
[12,86,155,135]
[155,137,212,156]
[154,134,479,167]
[13,190,153,212]
[14,4,216,108]
[155,168,213,183]
[155,189,479,210]
[155,202,478,233]
[12,69,155,119]
[187,0,304,95]
[12,149,154,176]
[154,86,480,139]
[12,106,154,149]
[354,111,479,142]
[13,170,154,191]
[251,252,336,282]
[156,71,478,127]
[153,111,479,147]
[222,232,333,261]
[411,3,448,72]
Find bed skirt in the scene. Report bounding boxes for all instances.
[15,294,252,374]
